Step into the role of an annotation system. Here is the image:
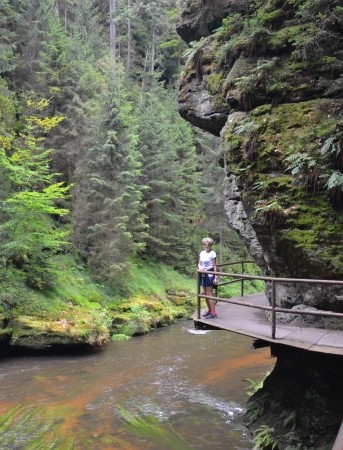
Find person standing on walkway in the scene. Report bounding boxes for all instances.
[198,237,218,319]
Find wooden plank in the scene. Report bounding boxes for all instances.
[193,293,343,355]
[316,331,343,348]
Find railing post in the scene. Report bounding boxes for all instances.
[197,272,201,319]
[241,261,244,297]
[272,280,276,339]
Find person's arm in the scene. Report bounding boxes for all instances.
[213,256,218,284]
[198,258,204,271]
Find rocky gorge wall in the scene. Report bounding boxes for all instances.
[177,0,343,315]
[177,1,343,448]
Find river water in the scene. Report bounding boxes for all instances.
[0,320,274,449]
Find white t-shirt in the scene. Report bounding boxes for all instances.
[199,250,217,270]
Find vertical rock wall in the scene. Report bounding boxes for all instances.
[177,0,343,312]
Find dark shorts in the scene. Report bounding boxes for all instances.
[201,273,215,287]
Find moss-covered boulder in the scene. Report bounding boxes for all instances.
[8,313,110,349]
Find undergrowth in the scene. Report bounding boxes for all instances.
[0,252,197,342]
[217,262,264,298]
[0,252,264,342]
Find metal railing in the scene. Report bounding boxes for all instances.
[197,260,343,339]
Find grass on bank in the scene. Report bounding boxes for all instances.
[0,253,264,341]
[0,253,198,341]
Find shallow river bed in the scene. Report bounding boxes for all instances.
[0,320,274,449]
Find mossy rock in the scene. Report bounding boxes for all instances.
[9,315,110,349]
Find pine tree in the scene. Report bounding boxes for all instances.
[73,60,146,284]
[138,85,198,271]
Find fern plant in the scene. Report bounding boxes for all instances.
[181,38,204,60]
[282,410,297,431]
[324,170,343,190]
[244,371,271,396]
[320,136,340,156]
[253,425,279,450]
[255,200,281,213]
[234,118,258,137]
[283,152,317,176]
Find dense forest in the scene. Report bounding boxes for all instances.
[0,0,251,335]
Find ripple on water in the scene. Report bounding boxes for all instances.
[186,328,212,335]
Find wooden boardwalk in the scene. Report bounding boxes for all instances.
[193,293,343,355]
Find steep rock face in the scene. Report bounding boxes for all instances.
[178,0,343,310]
[245,348,343,449]
[176,0,246,44]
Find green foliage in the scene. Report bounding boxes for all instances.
[234,118,258,137]
[0,0,16,76]
[235,58,279,109]
[0,0,261,314]
[0,103,71,289]
[181,38,204,60]
[117,303,150,336]
[320,136,340,156]
[117,404,192,450]
[111,333,131,340]
[214,13,243,38]
[217,261,264,298]
[137,86,198,272]
[283,151,317,176]
[247,400,266,425]
[282,410,297,430]
[255,200,282,214]
[0,404,76,449]
[282,133,343,202]
[244,371,271,396]
[73,60,146,284]
[127,256,196,299]
[253,425,279,450]
[0,275,37,316]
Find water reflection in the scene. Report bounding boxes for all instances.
[0,320,274,449]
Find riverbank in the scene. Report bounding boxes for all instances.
[0,254,196,351]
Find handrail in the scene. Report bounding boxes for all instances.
[197,260,343,450]
[217,260,254,267]
[197,260,343,339]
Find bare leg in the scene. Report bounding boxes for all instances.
[205,286,216,313]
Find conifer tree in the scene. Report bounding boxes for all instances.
[73,61,146,284]
[138,85,198,271]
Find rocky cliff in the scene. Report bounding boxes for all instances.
[177,1,343,448]
[177,0,343,313]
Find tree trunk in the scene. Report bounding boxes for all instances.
[127,0,131,73]
[245,0,250,29]
[110,0,116,57]
[151,27,155,72]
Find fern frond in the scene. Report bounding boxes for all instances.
[320,137,339,156]
[325,170,343,190]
